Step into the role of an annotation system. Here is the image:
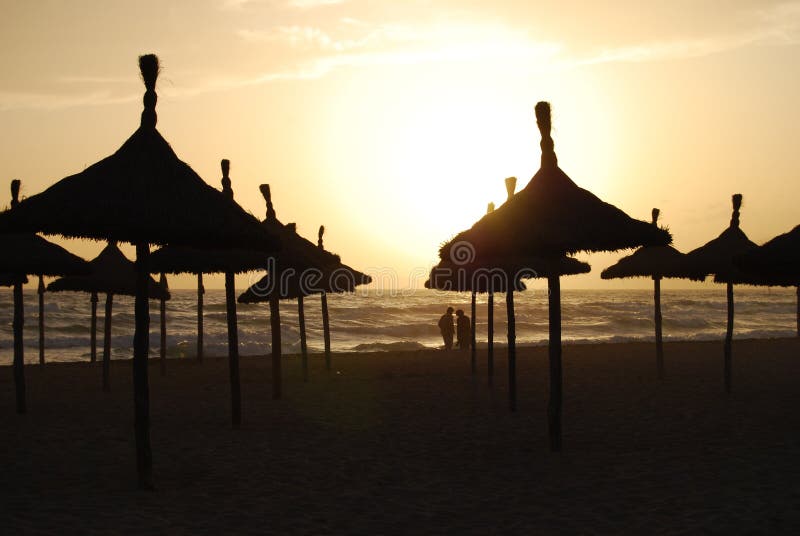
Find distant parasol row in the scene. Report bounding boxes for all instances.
[0,54,370,490]
[425,101,799,454]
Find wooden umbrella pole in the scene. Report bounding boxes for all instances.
[13,279,26,414]
[224,271,242,427]
[103,293,113,392]
[547,275,563,452]
[160,274,167,377]
[654,276,664,380]
[796,286,799,337]
[270,296,282,399]
[724,282,734,394]
[38,275,45,365]
[90,291,98,363]
[487,291,494,385]
[133,242,153,490]
[470,291,477,374]
[298,295,308,383]
[506,288,516,412]
[321,292,331,371]
[197,273,204,362]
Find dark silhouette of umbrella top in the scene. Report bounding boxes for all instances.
[602,209,705,281]
[0,60,277,252]
[685,195,758,284]
[238,188,370,303]
[48,241,169,299]
[439,102,670,262]
[0,181,88,277]
[734,224,799,284]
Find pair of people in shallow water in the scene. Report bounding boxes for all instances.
[437,307,471,351]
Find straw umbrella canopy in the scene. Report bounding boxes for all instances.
[684,194,758,394]
[149,159,278,427]
[0,274,27,286]
[48,241,170,391]
[601,209,706,379]
[0,55,279,489]
[0,181,88,414]
[239,188,370,388]
[734,224,800,336]
[437,102,670,451]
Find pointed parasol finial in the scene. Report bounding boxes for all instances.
[535,101,557,168]
[10,179,20,208]
[138,54,159,130]
[730,194,742,229]
[318,225,325,248]
[505,177,517,201]
[651,208,660,226]
[220,159,233,199]
[259,184,276,221]
[487,202,495,214]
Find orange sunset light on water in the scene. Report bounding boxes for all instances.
[1,0,799,289]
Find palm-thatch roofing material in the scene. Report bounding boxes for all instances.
[0,233,88,276]
[0,54,281,490]
[685,195,757,284]
[439,110,669,261]
[237,188,369,303]
[48,241,169,299]
[0,274,27,286]
[734,224,800,283]
[425,256,590,292]
[601,209,705,281]
[0,76,277,253]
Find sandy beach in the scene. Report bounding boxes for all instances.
[2,338,800,534]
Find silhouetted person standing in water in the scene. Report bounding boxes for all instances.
[438,307,455,350]
[456,309,471,351]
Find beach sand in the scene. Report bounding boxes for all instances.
[2,338,800,534]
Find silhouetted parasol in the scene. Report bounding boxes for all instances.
[0,55,279,489]
[149,159,276,426]
[48,241,169,391]
[437,102,670,451]
[239,186,370,389]
[685,194,757,393]
[0,180,88,414]
[602,209,706,378]
[735,224,800,336]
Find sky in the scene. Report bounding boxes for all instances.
[1,0,799,291]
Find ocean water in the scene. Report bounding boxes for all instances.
[0,287,796,365]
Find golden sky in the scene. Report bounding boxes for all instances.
[1,0,799,290]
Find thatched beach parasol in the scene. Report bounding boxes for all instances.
[685,195,758,393]
[437,102,670,451]
[150,159,277,426]
[601,209,706,379]
[735,225,800,336]
[0,55,279,489]
[48,241,170,391]
[239,187,370,389]
[0,180,88,414]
